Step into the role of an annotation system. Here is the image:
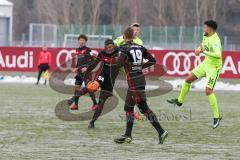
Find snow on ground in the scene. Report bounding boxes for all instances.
[166,78,240,91]
[0,75,240,91]
[0,75,39,84]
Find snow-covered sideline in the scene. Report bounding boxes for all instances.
[166,78,240,91]
[0,75,39,84]
[0,75,240,91]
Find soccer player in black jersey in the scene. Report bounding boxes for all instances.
[114,27,168,144]
[68,34,97,110]
[74,39,120,128]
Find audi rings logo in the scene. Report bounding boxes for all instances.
[56,49,76,71]
[163,52,204,75]
[56,49,99,71]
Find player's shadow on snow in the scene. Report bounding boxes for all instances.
[55,90,119,121]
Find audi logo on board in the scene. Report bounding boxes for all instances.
[0,47,239,78]
[163,51,205,75]
[56,49,99,71]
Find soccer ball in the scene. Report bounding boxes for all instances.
[87,81,99,92]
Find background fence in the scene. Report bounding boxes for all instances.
[9,23,239,51]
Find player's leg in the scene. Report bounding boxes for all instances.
[74,85,81,104]
[88,74,112,128]
[133,75,169,144]
[114,89,135,144]
[206,67,222,129]
[115,87,168,144]
[43,64,49,85]
[167,73,197,106]
[137,99,168,144]
[68,85,90,110]
[124,89,136,137]
[167,63,205,106]
[69,85,81,110]
[84,74,98,109]
[68,75,84,110]
[122,92,140,120]
[88,90,112,128]
[88,92,98,110]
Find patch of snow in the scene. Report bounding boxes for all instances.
[166,78,240,91]
[0,0,13,6]
[0,75,240,91]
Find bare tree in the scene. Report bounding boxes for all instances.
[9,0,240,38]
[89,0,103,33]
[152,0,167,26]
[111,0,123,25]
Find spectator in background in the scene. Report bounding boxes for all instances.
[36,45,51,85]
[114,22,143,46]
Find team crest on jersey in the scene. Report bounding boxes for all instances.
[81,50,86,54]
[98,76,104,82]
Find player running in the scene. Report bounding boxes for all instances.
[167,20,222,129]
[68,34,97,110]
[74,39,121,128]
[114,27,168,144]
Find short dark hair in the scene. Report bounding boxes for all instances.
[204,20,218,30]
[131,22,140,27]
[104,39,114,46]
[78,34,88,41]
[124,27,134,40]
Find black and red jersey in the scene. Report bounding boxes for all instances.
[118,42,156,89]
[85,48,120,89]
[74,46,95,76]
[75,46,91,56]
[96,49,120,67]
[75,46,93,68]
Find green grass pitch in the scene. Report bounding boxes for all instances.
[0,83,239,159]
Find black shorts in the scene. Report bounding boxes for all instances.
[39,63,49,72]
[127,74,147,104]
[96,72,114,93]
[75,75,84,86]
[128,86,146,104]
